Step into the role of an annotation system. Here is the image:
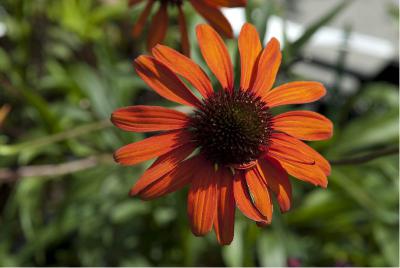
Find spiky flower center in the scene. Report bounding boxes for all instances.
[190,90,272,166]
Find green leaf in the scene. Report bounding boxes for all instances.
[257,229,287,267]
[70,64,115,119]
[286,190,348,224]
[111,200,150,224]
[373,224,399,266]
[17,86,60,133]
[330,168,398,224]
[90,1,125,24]
[331,110,398,155]
[0,47,11,71]
[331,82,399,155]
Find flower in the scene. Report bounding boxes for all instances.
[128,0,246,55]
[111,23,333,245]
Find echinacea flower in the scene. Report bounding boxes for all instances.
[128,0,246,55]
[112,23,333,245]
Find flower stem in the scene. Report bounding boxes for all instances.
[0,120,112,156]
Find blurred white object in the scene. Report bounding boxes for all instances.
[222,2,397,83]
[224,8,394,59]
[0,22,5,37]
[264,15,395,61]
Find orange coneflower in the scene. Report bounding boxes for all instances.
[112,23,333,245]
[128,0,246,55]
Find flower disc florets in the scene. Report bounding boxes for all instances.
[190,90,272,166]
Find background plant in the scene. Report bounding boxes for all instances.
[0,0,398,266]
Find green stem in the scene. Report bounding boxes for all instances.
[330,146,399,165]
[243,223,259,266]
[0,120,111,156]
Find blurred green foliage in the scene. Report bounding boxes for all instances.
[0,0,398,266]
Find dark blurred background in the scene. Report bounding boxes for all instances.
[0,0,398,266]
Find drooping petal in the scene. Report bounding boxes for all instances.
[130,143,196,196]
[114,130,192,166]
[233,172,268,223]
[270,133,331,176]
[190,1,233,38]
[272,157,328,188]
[272,110,333,141]
[131,0,155,37]
[268,134,328,187]
[213,167,235,245]
[238,23,262,91]
[111,105,189,132]
[177,5,190,56]
[134,55,201,107]
[147,1,169,51]
[258,158,292,212]
[152,45,213,98]
[196,24,234,92]
[187,159,217,236]
[269,133,316,165]
[251,38,282,97]
[203,0,247,7]
[132,154,203,200]
[244,167,273,221]
[263,81,326,108]
[297,142,331,176]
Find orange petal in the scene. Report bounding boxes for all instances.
[269,133,316,165]
[131,0,154,38]
[177,5,190,56]
[271,156,328,188]
[244,167,273,221]
[251,38,282,97]
[114,130,192,166]
[147,2,168,51]
[213,167,235,245]
[130,143,196,196]
[270,133,331,176]
[238,23,262,91]
[264,81,326,108]
[190,1,233,38]
[111,105,189,132]
[134,55,201,107]
[133,154,202,200]
[203,0,247,7]
[214,168,235,245]
[233,171,268,223]
[187,160,217,236]
[258,158,292,212]
[297,142,331,176]
[152,45,213,98]
[272,110,333,141]
[196,24,234,92]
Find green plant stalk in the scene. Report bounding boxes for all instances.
[328,24,352,123]
[0,120,111,156]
